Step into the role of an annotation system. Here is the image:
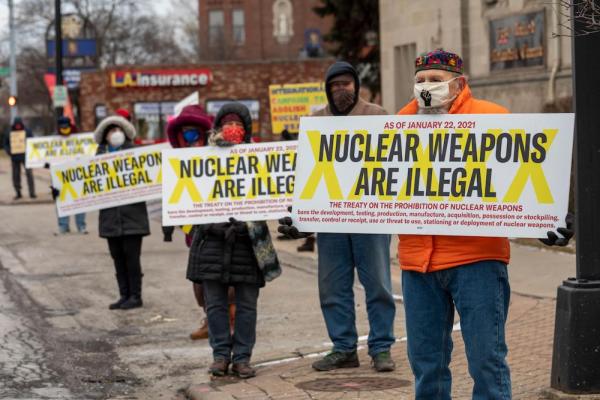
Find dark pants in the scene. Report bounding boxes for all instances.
[107,235,143,299]
[203,280,259,363]
[11,159,35,196]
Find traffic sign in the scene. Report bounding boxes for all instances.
[53,85,68,107]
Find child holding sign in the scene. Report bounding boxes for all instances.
[94,115,150,310]
[186,103,281,378]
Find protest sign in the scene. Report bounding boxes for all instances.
[269,82,327,134]
[292,113,574,238]
[10,130,26,155]
[162,141,297,226]
[51,143,168,217]
[26,133,98,168]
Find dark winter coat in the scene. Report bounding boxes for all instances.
[187,220,281,287]
[3,118,33,162]
[96,142,150,238]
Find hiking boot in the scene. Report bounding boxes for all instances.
[209,359,230,376]
[297,236,315,252]
[190,319,209,340]
[312,351,359,371]
[371,351,395,372]
[231,362,256,379]
[120,296,143,310]
[108,297,128,310]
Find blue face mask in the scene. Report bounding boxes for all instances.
[183,128,200,144]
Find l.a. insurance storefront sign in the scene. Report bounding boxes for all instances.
[110,69,213,88]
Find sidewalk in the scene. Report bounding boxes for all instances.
[188,235,578,398]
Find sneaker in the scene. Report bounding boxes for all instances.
[371,351,395,372]
[209,359,230,377]
[30,194,37,199]
[13,193,22,200]
[231,362,256,379]
[77,228,88,235]
[119,296,143,310]
[312,351,359,371]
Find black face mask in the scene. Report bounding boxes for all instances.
[332,89,356,113]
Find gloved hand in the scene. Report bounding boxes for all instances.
[162,226,174,242]
[539,213,574,247]
[50,186,59,200]
[44,162,50,169]
[277,206,313,239]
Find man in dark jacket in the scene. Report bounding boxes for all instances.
[95,115,150,310]
[279,62,396,372]
[3,117,35,200]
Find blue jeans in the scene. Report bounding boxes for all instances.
[58,214,86,233]
[203,280,259,363]
[317,233,395,356]
[402,260,511,400]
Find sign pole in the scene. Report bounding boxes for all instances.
[8,0,18,121]
[550,0,600,393]
[54,0,64,120]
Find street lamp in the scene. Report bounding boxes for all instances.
[550,0,600,394]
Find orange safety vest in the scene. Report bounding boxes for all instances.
[397,84,511,272]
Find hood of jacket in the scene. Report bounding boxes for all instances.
[325,61,360,116]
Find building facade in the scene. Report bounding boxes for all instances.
[379,0,572,114]
[78,60,331,139]
[199,0,332,61]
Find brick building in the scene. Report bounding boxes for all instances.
[77,0,334,141]
[199,0,332,61]
[78,59,331,140]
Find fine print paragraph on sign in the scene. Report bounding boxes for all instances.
[291,113,574,238]
[51,143,168,217]
[162,141,297,226]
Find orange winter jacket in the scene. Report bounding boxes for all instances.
[397,84,510,272]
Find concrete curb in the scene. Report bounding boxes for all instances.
[542,388,600,399]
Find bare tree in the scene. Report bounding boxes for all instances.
[555,0,600,36]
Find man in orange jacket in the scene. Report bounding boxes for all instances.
[398,49,572,399]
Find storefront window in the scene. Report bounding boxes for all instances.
[134,102,177,143]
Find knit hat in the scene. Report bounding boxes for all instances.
[220,113,243,126]
[115,108,131,121]
[57,116,71,127]
[94,115,136,144]
[166,104,213,148]
[415,49,463,74]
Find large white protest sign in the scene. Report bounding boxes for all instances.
[51,143,168,217]
[292,113,574,238]
[26,133,98,168]
[162,141,296,226]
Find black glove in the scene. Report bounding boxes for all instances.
[162,226,174,242]
[50,186,59,200]
[44,162,50,169]
[277,206,313,239]
[539,213,574,247]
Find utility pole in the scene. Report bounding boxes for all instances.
[8,0,18,122]
[54,0,64,119]
[550,0,600,394]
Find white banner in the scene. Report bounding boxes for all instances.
[162,141,296,226]
[291,113,574,238]
[51,143,168,217]
[26,133,98,168]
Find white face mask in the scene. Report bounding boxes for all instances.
[108,129,126,148]
[414,77,459,109]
